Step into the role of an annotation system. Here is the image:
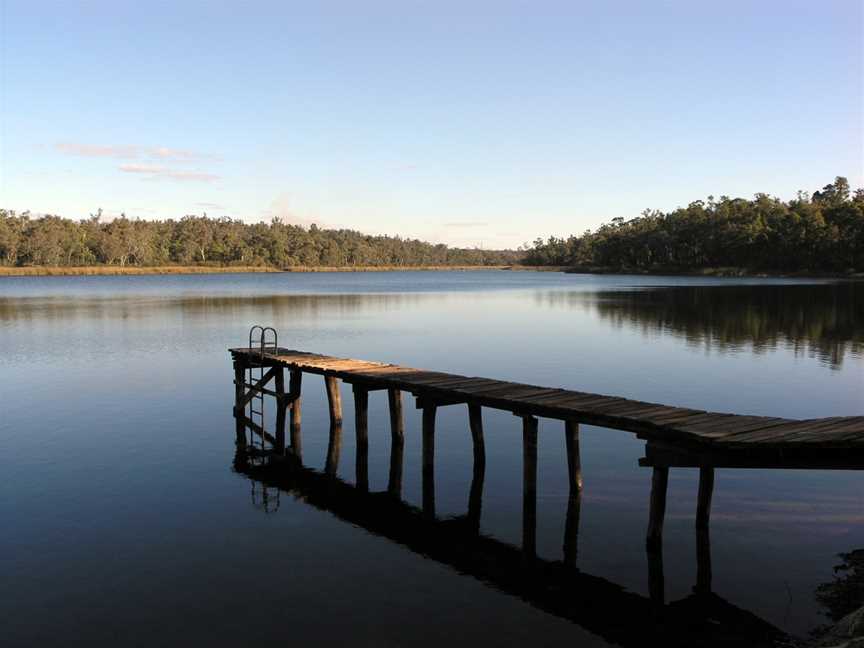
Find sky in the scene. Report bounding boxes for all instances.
[0,1,861,249]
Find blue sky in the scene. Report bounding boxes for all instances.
[1,1,861,248]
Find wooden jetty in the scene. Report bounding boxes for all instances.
[230,330,864,552]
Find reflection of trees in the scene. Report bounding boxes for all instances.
[0,292,434,323]
[816,549,864,623]
[542,283,863,369]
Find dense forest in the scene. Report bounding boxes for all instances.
[523,177,864,273]
[0,209,518,268]
[3,176,862,272]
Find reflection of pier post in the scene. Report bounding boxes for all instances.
[353,385,369,492]
[563,493,581,569]
[647,545,665,608]
[696,525,712,594]
[289,369,302,459]
[646,466,669,551]
[695,466,714,594]
[422,405,437,518]
[388,389,404,498]
[325,376,343,426]
[325,423,342,477]
[522,415,538,559]
[563,420,582,568]
[468,404,485,531]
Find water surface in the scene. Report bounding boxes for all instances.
[2,271,862,646]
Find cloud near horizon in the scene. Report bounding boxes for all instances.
[442,221,489,228]
[55,142,219,161]
[118,164,220,182]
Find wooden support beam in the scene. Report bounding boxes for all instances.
[646,466,669,551]
[468,404,486,472]
[325,423,342,477]
[325,376,343,426]
[353,385,369,492]
[467,404,485,532]
[565,420,583,493]
[696,466,714,529]
[289,369,302,459]
[236,367,278,409]
[415,395,467,409]
[522,415,538,559]
[422,405,437,518]
[233,360,247,448]
[274,367,286,454]
[388,389,404,442]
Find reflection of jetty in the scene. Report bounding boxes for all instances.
[230,328,864,551]
[232,431,787,647]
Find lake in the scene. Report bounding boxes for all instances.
[2,271,862,646]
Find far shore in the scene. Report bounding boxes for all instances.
[0,264,858,279]
[0,264,567,277]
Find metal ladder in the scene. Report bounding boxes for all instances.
[247,325,278,457]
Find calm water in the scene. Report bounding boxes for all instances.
[2,271,862,646]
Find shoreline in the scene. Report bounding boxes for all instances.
[0,264,858,279]
[561,265,864,279]
[0,264,565,277]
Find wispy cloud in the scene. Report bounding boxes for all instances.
[195,202,226,210]
[56,142,219,161]
[118,164,220,183]
[442,221,489,228]
[263,192,319,227]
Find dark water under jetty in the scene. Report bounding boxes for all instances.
[1,272,862,646]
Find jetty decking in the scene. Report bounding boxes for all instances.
[230,347,864,450]
[229,338,864,551]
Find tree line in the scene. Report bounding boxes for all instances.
[523,177,864,273]
[0,209,518,268]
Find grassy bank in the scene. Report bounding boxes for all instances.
[0,265,282,276]
[0,264,566,277]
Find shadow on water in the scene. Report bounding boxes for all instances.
[232,415,808,648]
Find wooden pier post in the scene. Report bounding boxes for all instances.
[325,423,342,477]
[274,367,286,453]
[289,368,302,434]
[388,388,404,440]
[233,359,247,448]
[325,376,343,426]
[387,389,404,498]
[522,415,538,559]
[468,404,486,472]
[422,405,437,518]
[646,466,669,551]
[467,405,485,532]
[696,467,714,529]
[353,385,369,492]
[565,420,583,492]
